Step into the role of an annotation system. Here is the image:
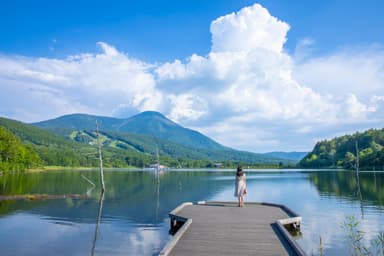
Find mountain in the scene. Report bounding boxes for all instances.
[0,117,152,169]
[0,113,298,169]
[298,128,384,169]
[33,111,224,150]
[262,151,308,161]
[32,113,123,131]
[32,111,293,166]
[115,111,224,150]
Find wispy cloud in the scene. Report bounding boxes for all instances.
[0,3,383,152]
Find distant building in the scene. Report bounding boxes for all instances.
[149,163,167,170]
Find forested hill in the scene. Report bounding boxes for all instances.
[0,117,109,169]
[33,111,224,151]
[30,111,296,166]
[0,125,41,171]
[0,116,292,172]
[298,128,384,170]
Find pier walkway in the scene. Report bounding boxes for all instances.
[160,201,305,256]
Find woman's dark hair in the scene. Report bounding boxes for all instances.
[236,166,244,176]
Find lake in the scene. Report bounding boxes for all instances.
[0,169,383,255]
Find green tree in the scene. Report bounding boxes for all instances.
[344,152,356,169]
[0,126,41,172]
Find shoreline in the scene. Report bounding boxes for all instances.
[26,166,98,173]
[14,166,381,174]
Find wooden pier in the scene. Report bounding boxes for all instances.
[160,201,305,256]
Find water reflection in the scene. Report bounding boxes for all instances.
[308,170,384,206]
[0,170,383,256]
[304,171,384,255]
[91,192,104,256]
[0,170,232,256]
[355,170,365,219]
[0,171,226,223]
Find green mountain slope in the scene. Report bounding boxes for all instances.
[33,111,225,150]
[298,128,384,169]
[32,113,122,131]
[1,116,290,168]
[0,125,41,172]
[0,117,150,168]
[116,111,225,150]
[63,129,288,165]
[32,112,291,165]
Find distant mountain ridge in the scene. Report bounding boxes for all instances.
[33,113,126,132]
[33,111,224,151]
[30,111,298,165]
[262,151,308,161]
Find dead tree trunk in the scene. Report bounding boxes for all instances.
[96,120,105,192]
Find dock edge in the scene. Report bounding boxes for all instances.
[159,201,306,256]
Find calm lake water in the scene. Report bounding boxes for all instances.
[0,169,383,255]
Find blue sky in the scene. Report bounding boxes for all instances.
[2,0,383,60]
[1,0,384,152]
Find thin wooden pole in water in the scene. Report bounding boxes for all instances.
[156,148,160,182]
[96,120,105,192]
[154,147,161,221]
[155,169,161,221]
[92,121,105,255]
[91,191,105,256]
[355,140,364,218]
[355,141,359,174]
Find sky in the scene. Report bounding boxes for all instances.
[1,0,384,153]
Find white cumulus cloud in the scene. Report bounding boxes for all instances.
[0,43,162,121]
[210,3,290,53]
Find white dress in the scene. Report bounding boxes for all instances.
[234,174,247,197]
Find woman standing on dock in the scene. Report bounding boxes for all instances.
[234,166,247,207]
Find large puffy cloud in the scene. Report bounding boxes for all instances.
[210,4,289,53]
[0,3,383,152]
[155,3,384,151]
[0,42,162,121]
[155,4,333,127]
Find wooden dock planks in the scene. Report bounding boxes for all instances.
[161,201,305,256]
